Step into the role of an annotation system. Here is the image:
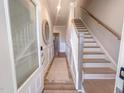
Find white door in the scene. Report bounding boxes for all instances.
[115,19,124,93]
[3,0,42,93]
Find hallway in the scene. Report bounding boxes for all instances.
[43,57,78,93]
[1,0,124,93]
[45,57,72,83]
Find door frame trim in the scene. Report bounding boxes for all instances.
[4,0,42,92]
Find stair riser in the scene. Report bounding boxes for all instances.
[83,74,115,79]
[84,34,92,37]
[82,63,112,68]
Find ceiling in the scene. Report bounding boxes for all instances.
[46,0,75,26]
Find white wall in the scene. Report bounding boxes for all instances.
[53,26,66,52]
[115,20,124,92]
[40,0,54,47]
[39,0,54,92]
[0,0,17,93]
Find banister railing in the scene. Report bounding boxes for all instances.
[80,8,121,40]
[66,20,84,92]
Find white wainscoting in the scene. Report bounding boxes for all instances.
[18,44,54,93]
[18,68,42,93]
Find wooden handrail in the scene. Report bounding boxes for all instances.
[80,8,121,40]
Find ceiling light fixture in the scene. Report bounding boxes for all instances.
[57,5,61,11]
[57,0,62,11]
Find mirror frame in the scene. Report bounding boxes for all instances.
[42,20,50,45]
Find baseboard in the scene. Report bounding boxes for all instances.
[44,57,55,78]
[79,17,117,71]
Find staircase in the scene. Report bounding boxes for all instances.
[43,81,78,93]
[73,19,116,93]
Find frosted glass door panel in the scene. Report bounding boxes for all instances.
[8,0,39,88]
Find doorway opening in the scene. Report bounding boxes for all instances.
[53,33,60,57]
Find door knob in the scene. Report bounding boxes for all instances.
[120,67,124,80]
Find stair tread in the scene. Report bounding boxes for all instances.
[84,79,115,93]
[84,41,96,43]
[78,30,88,33]
[84,43,97,46]
[77,28,88,30]
[76,26,87,29]
[74,21,82,22]
[83,51,104,54]
[83,68,116,74]
[75,24,84,26]
[84,40,95,42]
[44,90,78,93]
[76,26,86,28]
[84,36,93,38]
[84,37,95,41]
[84,33,91,35]
[84,46,100,48]
[74,22,83,24]
[75,25,85,26]
[44,80,73,84]
[82,58,110,63]
[84,34,92,36]
[77,28,87,30]
[74,23,83,24]
[45,83,75,90]
[76,24,86,28]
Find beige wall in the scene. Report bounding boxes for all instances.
[75,0,87,18]
[85,0,124,35]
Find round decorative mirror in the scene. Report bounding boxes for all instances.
[42,20,50,45]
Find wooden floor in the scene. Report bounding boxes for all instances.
[84,68,116,74]
[45,57,72,83]
[44,57,77,93]
[84,79,115,93]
